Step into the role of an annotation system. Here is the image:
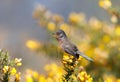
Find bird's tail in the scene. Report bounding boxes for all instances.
[77,51,93,62]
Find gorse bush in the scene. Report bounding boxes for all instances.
[25,54,93,82]
[0,50,22,82]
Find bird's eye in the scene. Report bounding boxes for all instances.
[56,32,61,35]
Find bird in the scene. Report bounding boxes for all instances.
[53,29,93,62]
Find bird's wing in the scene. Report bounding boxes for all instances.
[62,41,78,57]
[63,44,76,56]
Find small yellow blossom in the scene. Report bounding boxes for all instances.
[52,14,63,23]
[63,53,74,63]
[46,77,54,82]
[99,0,112,9]
[33,71,39,79]
[50,63,58,71]
[89,17,102,30]
[103,75,116,82]
[85,47,94,57]
[2,66,10,73]
[71,75,77,81]
[17,63,22,66]
[78,71,85,81]
[117,79,120,82]
[69,13,79,23]
[87,78,93,82]
[38,75,46,82]
[63,54,70,60]
[78,71,93,82]
[102,35,110,43]
[67,59,73,63]
[26,69,34,75]
[111,15,118,23]
[103,25,114,35]
[44,11,52,20]
[81,71,86,76]
[105,79,113,82]
[15,58,22,63]
[48,71,54,77]
[15,58,22,66]
[15,72,21,82]
[26,40,42,50]
[94,47,108,64]
[108,40,117,47]
[47,22,56,31]
[26,75,33,82]
[38,20,48,27]
[32,4,46,19]
[26,69,39,79]
[60,23,70,35]
[25,69,34,82]
[115,26,120,36]
[69,12,85,24]
[77,56,82,61]
[44,64,51,71]
[11,67,17,75]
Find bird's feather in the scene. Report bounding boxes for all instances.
[77,51,93,62]
[62,40,79,58]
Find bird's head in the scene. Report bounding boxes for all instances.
[53,29,67,41]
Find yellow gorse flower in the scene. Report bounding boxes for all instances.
[69,12,85,24]
[102,35,110,43]
[38,75,46,82]
[111,15,118,23]
[11,67,17,75]
[117,79,120,82]
[115,26,120,36]
[62,53,74,63]
[77,71,93,82]
[59,23,70,35]
[26,40,42,50]
[15,72,21,82]
[2,66,10,73]
[99,0,112,9]
[33,71,39,79]
[89,17,102,30]
[26,75,33,82]
[47,22,56,31]
[52,14,63,23]
[26,69,39,79]
[14,58,22,66]
[46,77,54,82]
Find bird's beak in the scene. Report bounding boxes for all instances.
[52,32,56,37]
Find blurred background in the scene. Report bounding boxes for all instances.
[0,0,120,81]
